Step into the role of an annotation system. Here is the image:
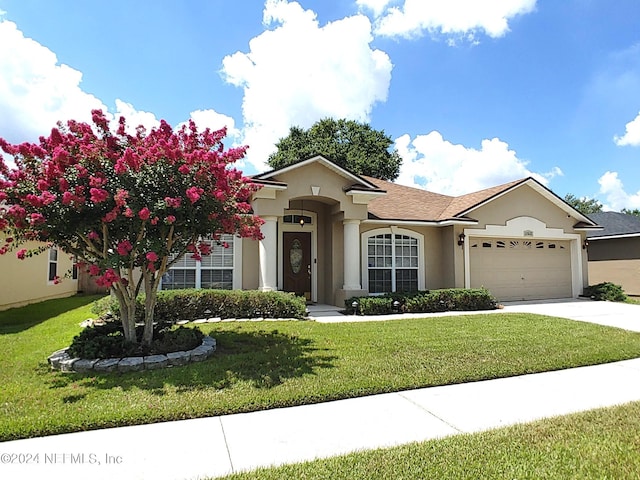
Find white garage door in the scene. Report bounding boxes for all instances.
[469,237,572,301]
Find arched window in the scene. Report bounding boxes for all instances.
[362,229,424,294]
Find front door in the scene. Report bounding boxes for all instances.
[283,231,311,300]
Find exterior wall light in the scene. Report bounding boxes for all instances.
[458,233,465,246]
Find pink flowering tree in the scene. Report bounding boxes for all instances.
[0,110,263,346]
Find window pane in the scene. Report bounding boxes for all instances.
[369,269,392,293]
[396,269,418,293]
[49,248,58,261]
[161,269,196,289]
[48,262,57,282]
[201,269,233,290]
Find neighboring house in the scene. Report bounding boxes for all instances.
[586,212,640,296]
[161,155,599,304]
[0,241,78,311]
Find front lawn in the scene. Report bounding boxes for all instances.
[220,401,640,480]
[3,295,640,441]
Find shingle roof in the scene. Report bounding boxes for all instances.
[363,176,526,222]
[586,212,640,238]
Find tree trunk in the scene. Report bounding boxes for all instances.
[141,272,159,347]
[112,285,138,343]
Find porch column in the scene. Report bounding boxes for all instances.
[343,219,361,290]
[259,216,278,292]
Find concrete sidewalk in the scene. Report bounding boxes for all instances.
[2,299,640,480]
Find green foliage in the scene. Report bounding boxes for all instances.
[563,193,603,215]
[268,118,403,181]
[583,282,627,302]
[621,208,640,216]
[68,322,204,358]
[106,289,308,322]
[346,289,497,315]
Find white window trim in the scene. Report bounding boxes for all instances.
[361,227,425,294]
[160,235,243,290]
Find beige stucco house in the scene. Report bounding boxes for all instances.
[0,241,78,311]
[160,155,599,306]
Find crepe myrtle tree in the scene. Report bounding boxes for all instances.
[0,110,263,346]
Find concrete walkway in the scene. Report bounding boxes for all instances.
[2,299,640,480]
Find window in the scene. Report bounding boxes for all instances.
[161,234,236,290]
[48,248,58,283]
[366,233,419,293]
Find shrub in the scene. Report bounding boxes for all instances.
[583,282,627,302]
[68,322,204,359]
[346,289,497,315]
[105,289,307,323]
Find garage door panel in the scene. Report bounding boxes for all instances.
[469,238,572,301]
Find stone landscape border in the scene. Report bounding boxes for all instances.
[48,336,216,373]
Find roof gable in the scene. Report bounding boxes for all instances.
[254,155,380,191]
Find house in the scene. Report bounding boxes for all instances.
[586,212,640,296]
[0,241,78,311]
[161,155,599,305]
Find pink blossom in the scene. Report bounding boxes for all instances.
[16,249,27,260]
[87,231,100,240]
[147,262,157,273]
[164,197,181,208]
[62,191,74,205]
[37,179,49,191]
[138,207,151,220]
[114,189,129,207]
[30,213,46,225]
[199,242,211,255]
[103,209,118,223]
[88,264,101,276]
[145,251,158,262]
[117,240,133,256]
[124,207,134,218]
[186,186,204,204]
[150,216,159,225]
[165,215,176,224]
[40,191,57,205]
[90,187,109,203]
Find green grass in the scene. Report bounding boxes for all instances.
[220,401,640,480]
[2,296,640,441]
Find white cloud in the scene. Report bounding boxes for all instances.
[113,99,160,134]
[372,0,537,41]
[598,171,640,211]
[395,131,562,195]
[0,19,107,143]
[221,0,393,172]
[614,111,640,146]
[180,109,241,140]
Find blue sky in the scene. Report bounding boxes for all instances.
[1,0,639,210]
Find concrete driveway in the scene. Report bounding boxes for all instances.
[312,297,640,332]
[501,298,640,332]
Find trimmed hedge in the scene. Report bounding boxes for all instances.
[583,282,628,302]
[346,288,497,315]
[100,289,308,323]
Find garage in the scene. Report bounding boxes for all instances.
[469,237,572,301]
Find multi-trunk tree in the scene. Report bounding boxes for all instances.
[0,110,263,346]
